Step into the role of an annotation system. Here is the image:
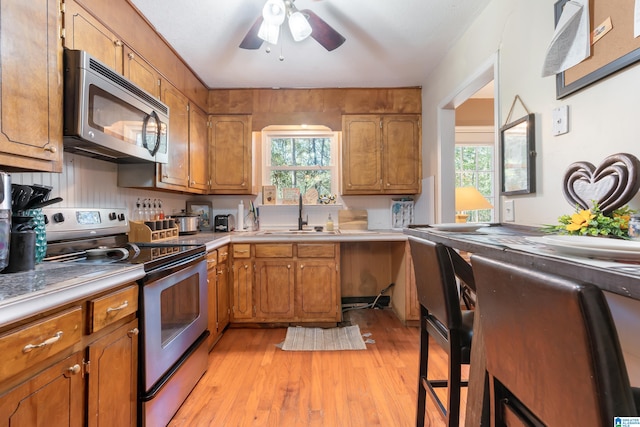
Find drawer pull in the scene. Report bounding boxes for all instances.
[128,328,139,337]
[235,250,248,253]
[106,300,129,314]
[22,331,63,353]
[67,364,81,375]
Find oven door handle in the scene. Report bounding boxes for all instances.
[143,253,205,283]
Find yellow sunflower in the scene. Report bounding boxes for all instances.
[566,209,595,231]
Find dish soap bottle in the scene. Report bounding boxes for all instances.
[326,214,334,231]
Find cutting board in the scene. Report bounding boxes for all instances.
[338,209,368,230]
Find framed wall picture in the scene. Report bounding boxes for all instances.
[500,113,536,195]
[186,201,213,231]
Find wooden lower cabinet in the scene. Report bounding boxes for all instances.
[207,247,230,350]
[0,283,139,426]
[87,319,138,427]
[231,243,341,324]
[0,352,84,426]
[255,260,295,320]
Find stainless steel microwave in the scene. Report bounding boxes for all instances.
[63,49,169,164]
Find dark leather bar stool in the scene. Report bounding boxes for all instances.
[472,254,640,426]
[409,236,474,427]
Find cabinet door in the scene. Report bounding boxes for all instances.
[382,115,421,194]
[342,115,382,194]
[216,261,230,333]
[123,46,160,99]
[159,82,189,188]
[0,0,63,171]
[231,260,253,321]
[63,0,123,73]
[255,260,295,320]
[189,104,210,192]
[0,352,83,426]
[209,115,252,194]
[87,319,138,427]
[206,261,218,350]
[296,260,339,321]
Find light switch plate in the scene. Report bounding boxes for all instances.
[552,105,569,136]
[504,200,515,222]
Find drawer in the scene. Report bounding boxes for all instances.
[232,244,250,259]
[218,245,230,262]
[297,243,336,258]
[88,285,138,333]
[0,307,82,382]
[255,243,293,258]
[207,250,218,269]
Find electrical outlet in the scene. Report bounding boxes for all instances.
[504,200,515,222]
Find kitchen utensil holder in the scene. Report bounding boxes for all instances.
[128,221,179,242]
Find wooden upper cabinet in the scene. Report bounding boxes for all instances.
[0,0,63,172]
[63,0,123,73]
[382,115,422,193]
[209,115,253,194]
[123,46,161,99]
[188,104,209,192]
[342,114,421,195]
[342,115,383,193]
[159,81,189,188]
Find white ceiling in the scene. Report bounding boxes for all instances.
[128,0,492,89]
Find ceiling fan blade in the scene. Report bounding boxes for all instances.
[301,9,345,51]
[239,16,265,49]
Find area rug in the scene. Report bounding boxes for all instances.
[279,325,367,351]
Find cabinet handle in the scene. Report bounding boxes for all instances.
[217,269,224,275]
[67,364,81,375]
[386,182,390,186]
[128,328,139,337]
[191,180,196,185]
[128,52,135,60]
[244,264,248,269]
[114,39,123,47]
[43,145,57,153]
[235,250,248,253]
[287,264,291,269]
[106,300,129,313]
[207,259,217,264]
[23,331,63,353]
[300,264,304,269]
[162,174,169,179]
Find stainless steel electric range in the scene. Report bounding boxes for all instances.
[43,207,209,427]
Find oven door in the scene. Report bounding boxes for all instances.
[141,256,208,391]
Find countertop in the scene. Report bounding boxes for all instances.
[0,229,406,328]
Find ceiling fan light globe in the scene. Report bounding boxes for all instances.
[258,21,280,44]
[262,0,286,25]
[288,11,312,41]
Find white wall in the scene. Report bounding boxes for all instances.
[422,0,640,226]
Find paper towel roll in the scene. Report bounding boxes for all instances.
[237,200,244,231]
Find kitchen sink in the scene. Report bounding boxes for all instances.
[256,230,341,236]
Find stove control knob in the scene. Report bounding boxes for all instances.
[52,213,65,223]
[109,212,117,221]
[117,213,126,221]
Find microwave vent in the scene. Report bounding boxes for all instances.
[88,58,168,116]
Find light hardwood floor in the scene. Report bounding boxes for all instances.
[169,309,467,426]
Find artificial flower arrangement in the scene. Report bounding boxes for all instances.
[542,202,637,239]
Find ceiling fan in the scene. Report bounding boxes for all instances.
[239,0,346,52]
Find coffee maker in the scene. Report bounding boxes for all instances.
[0,172,10,271]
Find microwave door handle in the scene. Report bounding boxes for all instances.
[141,110,161,157]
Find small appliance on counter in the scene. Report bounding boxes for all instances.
[170,211,200,235]
[214,214,235,232]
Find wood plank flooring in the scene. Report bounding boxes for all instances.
[169,309,467,426]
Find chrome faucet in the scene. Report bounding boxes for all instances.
[298,194,308,230]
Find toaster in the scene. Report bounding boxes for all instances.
[214,214,235,232]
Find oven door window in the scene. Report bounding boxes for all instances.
[160,277,199,347]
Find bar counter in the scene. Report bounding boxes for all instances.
[404,224,640,426]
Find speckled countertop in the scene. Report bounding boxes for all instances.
[0,229,406,328]
[0,262,145,328]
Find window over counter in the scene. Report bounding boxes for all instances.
[262,129,339,202]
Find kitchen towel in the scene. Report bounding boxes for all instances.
[278,325,367,351]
